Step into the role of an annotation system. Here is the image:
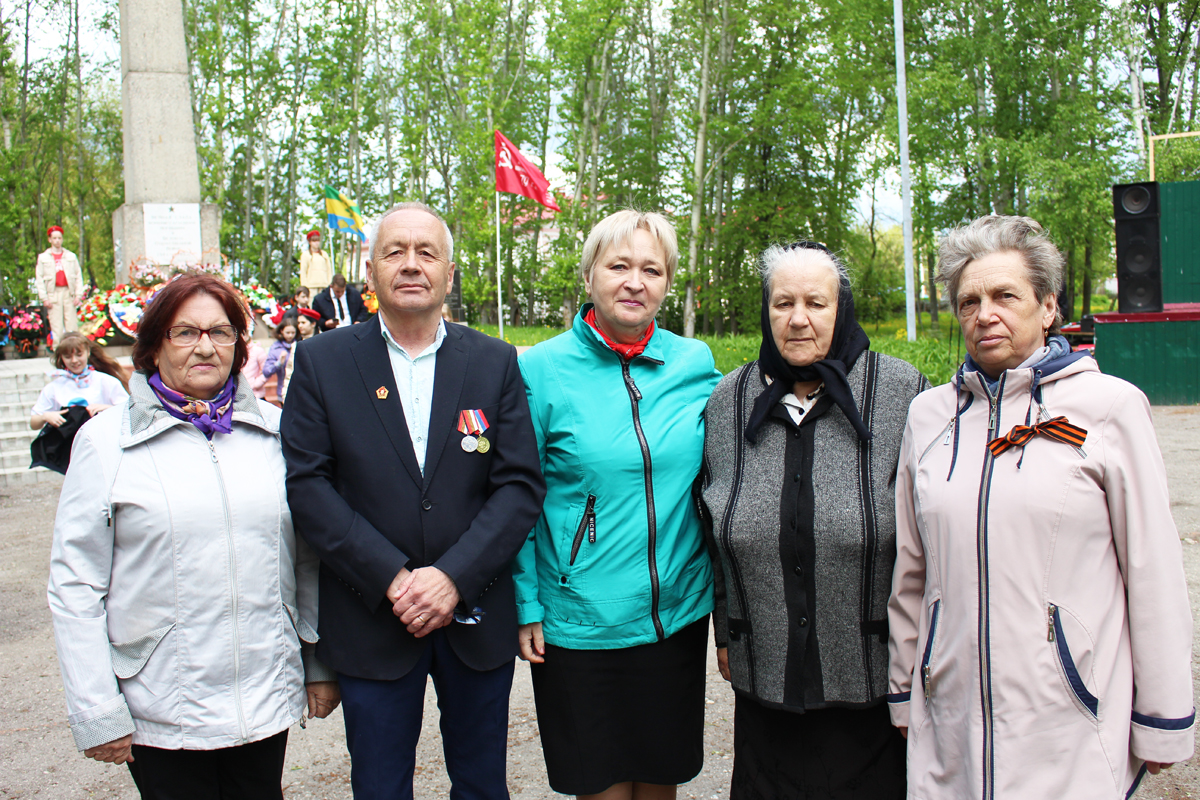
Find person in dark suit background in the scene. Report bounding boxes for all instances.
[312,273,369,331]
[280,201,546,800]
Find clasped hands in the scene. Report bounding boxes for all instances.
[386,566,460,637]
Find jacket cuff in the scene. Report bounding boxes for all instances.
[516,600,544,626]
[69,695,135,751]
[1131,710,1196,763]
[302,643,338,684]
[712,604,729,648]
[886,692,911,729]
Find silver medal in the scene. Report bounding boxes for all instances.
[461,435,479,453]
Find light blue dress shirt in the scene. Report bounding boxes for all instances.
[381,319,446,474]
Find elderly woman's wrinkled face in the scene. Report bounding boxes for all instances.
[585,228,668,342]
[956,250,1056,378]
[154,293,236,400]
[769,253,840,368]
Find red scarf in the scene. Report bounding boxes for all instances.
[584,307,654,361]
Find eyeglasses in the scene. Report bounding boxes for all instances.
[165,325,239,346]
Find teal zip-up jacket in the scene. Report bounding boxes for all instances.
[514,306,723,649]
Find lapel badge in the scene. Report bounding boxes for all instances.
[376,386,389,400]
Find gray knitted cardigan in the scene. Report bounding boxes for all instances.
[701,352,928,711]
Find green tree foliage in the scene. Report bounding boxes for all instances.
[1,0,1190,328]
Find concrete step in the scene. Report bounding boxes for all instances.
[0,427,37,448]
[0,464,57,487]
[1,448,35,471]
[0,416,34,433]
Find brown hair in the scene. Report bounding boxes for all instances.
[274,313,298,341]
[133,273,249,376]
[54,331,130,393]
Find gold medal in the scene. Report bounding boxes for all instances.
[475,435,490,454]
[461,435,478,453]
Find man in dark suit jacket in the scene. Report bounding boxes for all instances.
[281,202,545,800]
[312,273,370,331]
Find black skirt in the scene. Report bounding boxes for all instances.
[731,698,906,800]
[530,617,708,795]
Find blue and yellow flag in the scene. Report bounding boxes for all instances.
[324,185,366,242]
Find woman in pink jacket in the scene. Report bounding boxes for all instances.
[888,215,1193,800]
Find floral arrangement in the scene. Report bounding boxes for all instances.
[363,290,378,315]
[10,306,45,356]
[238,282,277,314]
[107,283,150,340]
[128,253,227,287]
[0,308,10,345]
[10,307,44,337]
[77,292,113,344]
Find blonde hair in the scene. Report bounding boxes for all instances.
[580,210,679,291]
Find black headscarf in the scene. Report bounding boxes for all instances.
[744,241,872,444]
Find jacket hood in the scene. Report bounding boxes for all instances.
[121,370,274,448]
[954,336,1098,400]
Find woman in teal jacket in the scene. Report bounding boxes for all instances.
[515,209,722,800]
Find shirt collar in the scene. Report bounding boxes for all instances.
[381,318,446,362]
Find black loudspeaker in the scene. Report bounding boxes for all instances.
[1113,182,1162,313]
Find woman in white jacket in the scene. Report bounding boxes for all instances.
[48,273,340,799]
[888,216,1193,800]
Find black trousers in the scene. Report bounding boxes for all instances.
[126,730,288,800]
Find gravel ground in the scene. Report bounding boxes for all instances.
[2,405,1199,799]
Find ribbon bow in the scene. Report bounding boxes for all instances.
[987,416,1088,457]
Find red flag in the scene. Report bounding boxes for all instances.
[495,130,560,212]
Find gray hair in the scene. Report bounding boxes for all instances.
[581,209,680,291]
[759,242,850,294]
[937,215,1064,329]
[369,202,455,265]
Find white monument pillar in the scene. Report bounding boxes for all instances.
[113,0,220,283]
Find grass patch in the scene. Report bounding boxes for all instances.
[479,315,964,386]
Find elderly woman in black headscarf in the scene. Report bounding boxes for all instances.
[700,241,928,799]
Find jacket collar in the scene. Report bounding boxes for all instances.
[350,314,469,489]
[572,303,666,364]
[121,370,272,448]
[954,337,1098,401]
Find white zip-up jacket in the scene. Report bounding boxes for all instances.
[888,350,1194,799]
[48,372,332,752]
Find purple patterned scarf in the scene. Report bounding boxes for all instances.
[148,372,236,439]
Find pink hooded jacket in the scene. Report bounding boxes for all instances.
[888,351,1193,800]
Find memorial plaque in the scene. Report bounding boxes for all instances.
[144,203,202,264]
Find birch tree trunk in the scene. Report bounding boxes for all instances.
[683,0,712,339]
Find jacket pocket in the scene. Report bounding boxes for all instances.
[110,623,175,679]
[921,598,942,699]
[568,494,597,567]
[283,602,319,644]
[1048,604,1099,718]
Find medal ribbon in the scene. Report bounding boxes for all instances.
[986,416,1088,457]
[457,409,490,436]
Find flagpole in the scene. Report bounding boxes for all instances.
[496,191,504,340]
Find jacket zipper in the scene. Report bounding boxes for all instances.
[569,494,597,567]
[975,376,1004,800]
[621,360,664,641]
[208,437,249,743]
[922,599,942,699]
[720,366,757,690]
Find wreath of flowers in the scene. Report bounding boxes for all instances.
[237,282,276,312]
[78,292,113,344]
[10,307,44,336]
